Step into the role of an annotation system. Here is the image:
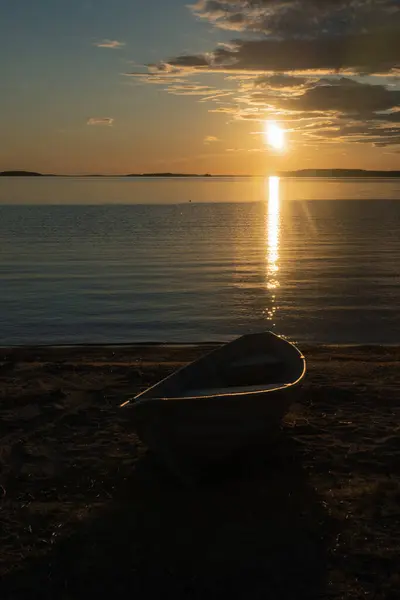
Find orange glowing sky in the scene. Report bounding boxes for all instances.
[1,1,399,175]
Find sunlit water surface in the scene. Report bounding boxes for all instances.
[0,177,399,345]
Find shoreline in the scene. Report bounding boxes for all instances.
[1,343,399,598]
[2,341,400,349]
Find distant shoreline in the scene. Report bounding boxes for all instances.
[1,169,400,178]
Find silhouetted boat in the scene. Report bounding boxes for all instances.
[121,331,306,481]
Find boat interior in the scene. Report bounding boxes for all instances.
[135,333,305,400]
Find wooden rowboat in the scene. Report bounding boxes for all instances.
[121,331,306,482]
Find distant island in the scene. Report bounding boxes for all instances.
[0,171,213,178]
[126,172,213,178]
[0,170,45,177]
[1,169,400,178]
[280,169,400,178]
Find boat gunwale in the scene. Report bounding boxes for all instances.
[120,333,306,406]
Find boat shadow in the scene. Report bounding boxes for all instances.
[2,435,334,600]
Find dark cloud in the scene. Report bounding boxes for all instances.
[147,62,182,73]
[269,78,400,115]
[171,1,400,75]
[298,113,400,145]
[167,30,399,74]
[191,1,400,38]
[373,110,400,123]
[170,55,210,68]
[317,122,400,146]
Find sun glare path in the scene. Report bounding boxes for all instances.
[265,176,281,322]
[267,176,280,276]
[264,121,285,151]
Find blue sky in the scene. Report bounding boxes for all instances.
[1,0,399,173]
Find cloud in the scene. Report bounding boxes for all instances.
[373,109,400,123]
[300,120,400,147]
[125,74,187,85]
[198,91,233,102]
[167,84,222,96]
[124,71,234,101]
[124,64,196,85]
[130,1,400,148]
[163,1,399,76]
[94,40,125,49]
[87,118,114,126]
[171,54,211,67]
[253,78,400,116]
[166,30,399,75]
[190,1,400,39]
[204,135,220,143]
[254,74,310,89]
[229,76,400,146]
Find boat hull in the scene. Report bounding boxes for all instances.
[131,385,300,482]
[123,332,306,483]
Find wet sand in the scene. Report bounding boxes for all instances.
[0,344,399,599]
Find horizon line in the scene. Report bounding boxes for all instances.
[1,168,400,179]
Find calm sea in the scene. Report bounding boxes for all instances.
[0,177,399,345]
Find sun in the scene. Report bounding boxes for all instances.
[264,121,285,151]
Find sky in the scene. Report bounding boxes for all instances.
[0,0,399,175]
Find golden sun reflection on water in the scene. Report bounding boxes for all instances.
[265,175,281,322]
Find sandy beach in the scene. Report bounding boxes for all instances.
[0,343,399,599]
